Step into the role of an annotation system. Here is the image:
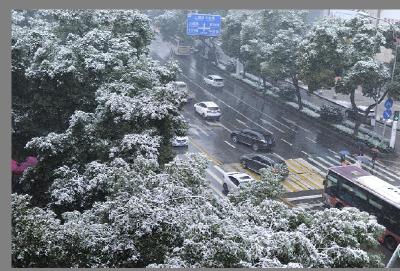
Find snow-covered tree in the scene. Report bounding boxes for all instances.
[221,10,252,64]
[300,16,397,136]
[12,10,154,160]
[263,26,307,110]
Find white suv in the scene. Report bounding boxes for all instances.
[194,101,221,120]
[204,75,224,88]
[223,172,254,194]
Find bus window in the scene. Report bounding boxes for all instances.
[325,173,338,194]
[340,182,354,204]
[368,198,383,210]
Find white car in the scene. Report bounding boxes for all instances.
[171,136,189,147]
[223,172,255,193]
[204,74,224,88]
[172,81,195,103]
[194,101,221,120]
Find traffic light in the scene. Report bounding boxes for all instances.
[394,111,400,122]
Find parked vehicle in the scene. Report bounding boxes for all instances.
[231,129,275,151]
[204,74,224,88]
[223,171,255,193]
[344,106,375,123]
[194,101,221,120]
[171,136,189,147]
[240,153,289,177]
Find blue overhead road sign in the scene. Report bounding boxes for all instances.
[186,13,221,37]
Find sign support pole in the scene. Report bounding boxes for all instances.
[386,244,400,268]
[390,110,399,149]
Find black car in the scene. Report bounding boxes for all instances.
[231,129,275,151]
[240,153,289,177]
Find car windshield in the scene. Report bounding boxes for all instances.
[214,78,223,82]
[238,175,252,180]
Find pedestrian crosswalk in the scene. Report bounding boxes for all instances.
[211,154,400,195]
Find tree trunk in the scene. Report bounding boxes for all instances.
[350,89,361,138]
[292,77,303,111]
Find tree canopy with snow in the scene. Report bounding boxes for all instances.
[12,9,387,269]
[299,16,399,136]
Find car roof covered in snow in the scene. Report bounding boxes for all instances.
[201,101,219,107]
[208,75,223,80]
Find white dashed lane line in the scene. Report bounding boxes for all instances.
[281,139,293,146]
[261,119,285,133]
[305,137,317,144]
[224,140,236,149]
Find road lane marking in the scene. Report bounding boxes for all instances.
[189,138,222,165]
[300,158,325,177]
[328,148,337,155]
[197,127,210,136]
[281,116,311,133]
[286,159,323,189]
[206,168,224,185]
[281,139,293,146]
[206,121,233,133]
[188,127,200,136]
[272,152,286,161]
[236,118,249,127]
[307,157,329,173]
[305,137,317,144]
[301,151,309,156]
[224,140,236,149]
[324,155,341,165]
[261,119,284,133]
[316,156,336,168]
[295,202,325,209]
[286,194,323,201]
[214,165,226,175]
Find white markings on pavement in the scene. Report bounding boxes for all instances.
[295,202,325,209]
[305,137,317,144]
[214,165,226,175]
[281,116,311,133]
[272,152,286,161]
[197,126,209,136]
[206,169,224,185]
[328,148,337,155]
[281,139,293,146]
[224,140,236,149]
[261,119,285,133]
[286,194,323,201]
[236,119,249,127]
[301,150,310,156]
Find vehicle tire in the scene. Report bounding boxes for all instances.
[202,113,207,119]
[252,143,259,151]
[232,136,238,143]
[384,235,398,252]
[335,202,344,209]
[241,160,247,169]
